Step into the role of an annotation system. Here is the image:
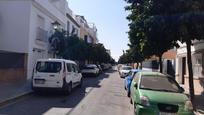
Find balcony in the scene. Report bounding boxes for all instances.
[36,27,48,42]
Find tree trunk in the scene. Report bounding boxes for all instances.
[186,40,195,110]
[136,62,139,69]
[140,62,143,69]
[159,55,163,73]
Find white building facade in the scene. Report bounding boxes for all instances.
[0,0,80,83]
[176,40,204,94]
[76,15,98,44]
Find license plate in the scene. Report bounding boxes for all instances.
[35,79,45,84]
[160,112,176,115]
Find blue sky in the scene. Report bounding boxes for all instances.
[68,0,129,61]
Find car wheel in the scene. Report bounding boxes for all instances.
[130,97,133,104]
[67,82,72,94]
[133,103,137,115]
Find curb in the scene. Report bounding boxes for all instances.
[0,90,33,107]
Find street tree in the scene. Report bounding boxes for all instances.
[125,0,204,108]
[49,30,113,65]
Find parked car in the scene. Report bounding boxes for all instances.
[117,64,123,72]
[130,71,194,115]
[32,59,83,94]
[101,63,111,70]
[97,65,103,74]
[124,69,141,97]
[81,64,99,77]
[119,65,132,78]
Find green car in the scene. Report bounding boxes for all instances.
[130,71,194,115]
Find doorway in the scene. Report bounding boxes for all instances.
[181,57,186,84]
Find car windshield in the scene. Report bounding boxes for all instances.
[122,67,132,70]
[140,75,180,93]
[36,61,61,73]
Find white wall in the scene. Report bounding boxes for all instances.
[177,41,204,55]
[34,0,67,28]
[0,0,31,53]
[27,0,69,79]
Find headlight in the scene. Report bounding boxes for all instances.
[140,96,150,106]
[185,100,193,111]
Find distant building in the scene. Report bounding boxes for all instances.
[142,49,176,76]
[176,40,204,94]
[76,15,98,44]
[66,5,80,37]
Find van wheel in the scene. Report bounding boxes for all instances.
[133,103,137,115]
[78,79,83,88]
[67,82,72,94]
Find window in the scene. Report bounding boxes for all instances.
[74,65,78,73]
[37,15,45,29]
[36,62,61,73]
[71,64,76,72]
[66,63,72,72]
[36,15,47,42]
[84,35,88,43]
[193,54,203,78]
[140,76,180,93]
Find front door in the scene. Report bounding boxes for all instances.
[181,57,186,84]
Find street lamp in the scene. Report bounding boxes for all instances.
[51,21,61,58]
[52,21,61,30]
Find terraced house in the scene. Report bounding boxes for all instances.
[76,15,98,44]
[176,40,204,94]
[0,0,97,84]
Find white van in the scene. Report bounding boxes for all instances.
[32,59,83,94]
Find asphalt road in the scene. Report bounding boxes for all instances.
[0,68,133,115]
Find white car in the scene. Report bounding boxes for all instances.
[119,66,132,78]
[32,59,83,94]
[81,64,99,77]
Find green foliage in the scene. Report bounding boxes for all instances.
[49,30,112,64]
[125,0,204,106]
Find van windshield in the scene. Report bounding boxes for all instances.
[36,61,61,73]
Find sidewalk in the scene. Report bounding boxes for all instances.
[0,79,33,106]
[180,84,204,115]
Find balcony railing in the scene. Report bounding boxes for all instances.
[36,27,48,42]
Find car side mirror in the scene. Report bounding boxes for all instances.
[180,87,185,93]
[134,83,138,89]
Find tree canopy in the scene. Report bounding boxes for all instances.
[49,30,113,64]
[125,0,204,107]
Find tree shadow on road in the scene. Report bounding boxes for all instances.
[0,69,112,115]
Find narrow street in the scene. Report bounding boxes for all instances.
[0,68,133,115]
